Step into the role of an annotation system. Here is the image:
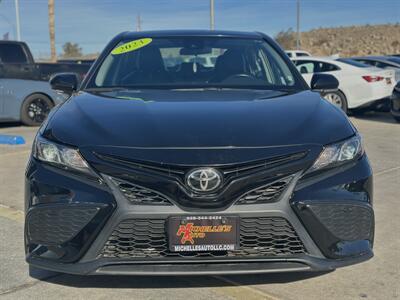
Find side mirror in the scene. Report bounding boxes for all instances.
[50,73,79,95]
[310,73,339,92]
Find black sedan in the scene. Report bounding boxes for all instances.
[24,30,374,275]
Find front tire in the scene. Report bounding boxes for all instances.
[21,94,54,126]
[323,91,348,114]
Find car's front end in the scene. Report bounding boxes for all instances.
[25,31,375,275]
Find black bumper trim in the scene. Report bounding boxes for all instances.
[26,251,373,275]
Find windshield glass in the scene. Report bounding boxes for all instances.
[87,37,301,90]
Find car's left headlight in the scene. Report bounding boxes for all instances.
[308,135,364,173]
[33,136,94,175]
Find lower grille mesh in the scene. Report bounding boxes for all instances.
[100,217,306,259]
[27,205,99,245]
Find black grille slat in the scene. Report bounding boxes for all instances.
[111,178,173,205]
[96,151,307,182]
[236,176,293,205]
[100,217,306,259]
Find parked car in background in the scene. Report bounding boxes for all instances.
[350,56,400,82]
[292,57,396,113]
[285,50,311,58]
[0,41,92,125]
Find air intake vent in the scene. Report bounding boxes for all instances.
[235,176,293,205]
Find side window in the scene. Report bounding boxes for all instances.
[286,52,293,58]
[0,44,28,63]
[375,61,391,69]
[319,62,340,72]
[296,52,309,57]
[295,61,315,74]
[358,60,375,67]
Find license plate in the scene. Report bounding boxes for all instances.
[168,215,239,252]
[386,78,392,85]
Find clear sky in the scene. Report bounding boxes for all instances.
[0,0,399,58]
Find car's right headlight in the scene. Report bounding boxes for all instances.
[307,135,364,173]
[33,136,95,175]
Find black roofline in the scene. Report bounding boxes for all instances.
[120,30,264,39]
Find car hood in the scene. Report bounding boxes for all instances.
[45,89,354,150]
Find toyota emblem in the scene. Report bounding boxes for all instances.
[186,168,222,193]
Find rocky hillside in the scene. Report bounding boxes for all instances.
[303,24,400,56]
[279,24,400,57]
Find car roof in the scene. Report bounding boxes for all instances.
[351,56,400,65]
[291,56,338,63]
[351,56,390,61]
[120,30,264,39]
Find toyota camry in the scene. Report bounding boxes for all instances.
[24,30,374,275]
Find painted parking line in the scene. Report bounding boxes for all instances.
[212,276,280,300]
[0,204,24,222]
[374,166,400,177]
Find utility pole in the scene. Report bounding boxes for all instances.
[296,0,300,50]
[15,0,21,40]
[210,0,215,30]
[48,0,56,62]
[136,14,142,32]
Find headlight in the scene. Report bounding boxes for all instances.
[308,135,364,173]
[33,136,93,175]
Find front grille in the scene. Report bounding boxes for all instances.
[27,205,100,245]
[100,217,306,259]
[111,177,172,205]
[308,203,374,241]
[95,151,307,183]
[236,176,293,205]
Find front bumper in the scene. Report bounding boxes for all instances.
[24,154,374,275]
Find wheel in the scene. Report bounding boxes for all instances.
[20,94,54,126]
[323,91,348,113]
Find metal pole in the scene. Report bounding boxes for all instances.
[15,0,21,40]
[210,0,215,30]
[296,0,300,50]
[48,0,56,62]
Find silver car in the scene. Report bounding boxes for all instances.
[0,78,66,126]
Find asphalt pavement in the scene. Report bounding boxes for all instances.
[0,112,399,300]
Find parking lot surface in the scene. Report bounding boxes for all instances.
[0,113,399,300]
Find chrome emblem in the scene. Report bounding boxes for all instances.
[186,168,222,193]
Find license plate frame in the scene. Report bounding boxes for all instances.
[168,215,240,252]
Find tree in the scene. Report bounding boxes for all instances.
[274,28,296,50]
[61,42,83,58]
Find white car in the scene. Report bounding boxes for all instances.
[286,50,311,58]
[292,57,396,112]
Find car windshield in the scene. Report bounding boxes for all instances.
[86,37,302,90]
[336,58,370,68]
